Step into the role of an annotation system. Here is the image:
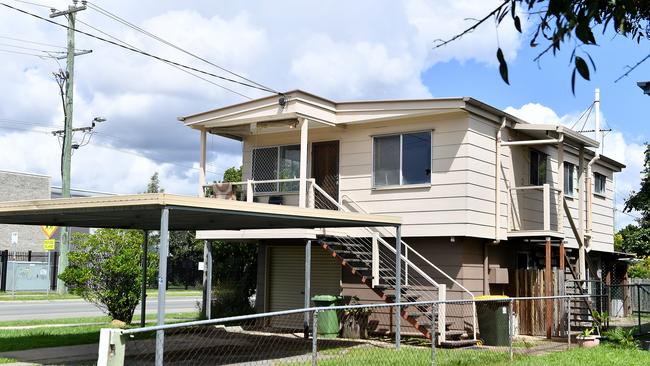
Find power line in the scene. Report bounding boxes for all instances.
[85,1,277,94]
[0,35,69,49]
[74,17,252,99]
[0,2,279,95]
[0,41,66,53]
[0,125,224,175]
[0,47,56,58]
[9,0,53,9]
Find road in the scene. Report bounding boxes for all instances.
[0,296,201,321]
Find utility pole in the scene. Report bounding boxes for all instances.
[50,1,87,294]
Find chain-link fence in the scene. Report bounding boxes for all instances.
[99,295,597,366]
[609,283,650,335]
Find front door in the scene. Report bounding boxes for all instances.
[311,141,339,209]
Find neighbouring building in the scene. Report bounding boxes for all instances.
[180,90,626,345]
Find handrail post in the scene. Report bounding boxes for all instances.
[308,179,315,208]
[438,284,446,343]
[246,180,253,203]
[543,184,551,231]
[508,299,514,361]
[372,232,379,288]
[404,246,409,286]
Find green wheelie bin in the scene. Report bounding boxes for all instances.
[312,295,342,338]
[475,295,510,346]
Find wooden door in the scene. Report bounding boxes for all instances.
[311,141,339,209]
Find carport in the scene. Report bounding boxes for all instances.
[0,193,402,365]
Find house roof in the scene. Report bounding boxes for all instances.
[178,89,624,169]
[0,193,400,231]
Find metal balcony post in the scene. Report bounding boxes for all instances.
[395,225,401,349]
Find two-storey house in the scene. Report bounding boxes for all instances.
[180,90,624,344]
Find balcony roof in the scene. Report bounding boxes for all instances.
[0,193,400,231]
[513,123,599,148]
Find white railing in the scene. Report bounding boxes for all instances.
[203,178,317,208]
[320,191,477,341]
[508,184,562,233]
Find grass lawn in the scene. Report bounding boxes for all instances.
[0,358,16,364]
[309,344,650,366]
[0,289,201,301]
[0,311,200,352]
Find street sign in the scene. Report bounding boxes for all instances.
[40,226,59,239]
[11,232,18,245]
[43,239,56,251]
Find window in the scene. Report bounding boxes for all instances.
[594,173,606,195]
[373,131,431,187]
[564,162,577,197]
[252,144,300,192]
[529,149,547,185]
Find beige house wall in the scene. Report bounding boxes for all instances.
[240,110,617,252]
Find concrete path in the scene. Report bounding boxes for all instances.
[0,297,200,321]
[0,343,99,365]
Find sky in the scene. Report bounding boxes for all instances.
[0,0,647,229]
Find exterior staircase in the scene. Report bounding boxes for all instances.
[564,253,604,333]
[319,237,477,347]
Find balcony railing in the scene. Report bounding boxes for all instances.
[203,178,338,210]
[508,184,562,235]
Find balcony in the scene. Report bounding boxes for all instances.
[202,178,339,210]
[508,184,563,237]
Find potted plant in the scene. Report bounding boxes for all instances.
[341,296,371,339]
[576,327,600,348]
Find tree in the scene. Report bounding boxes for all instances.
[222,166,242,183]
[435,1,650,92]
[147,172,164,193]
[625,144,650,226]
[59,229,156,323]
[210,240,257,317]
[617,224,650,257]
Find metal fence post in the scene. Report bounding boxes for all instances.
[312,310,318,366]
[637,284,642,335]
[508,299,513,362]
[431,302,436,366]
[567,297,571,348]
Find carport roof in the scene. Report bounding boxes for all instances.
[0,193,400,231]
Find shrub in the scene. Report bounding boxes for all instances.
[603,328,638,349]
[59,229,156,323]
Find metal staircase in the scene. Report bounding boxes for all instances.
[311,185,478,347]
[564,253,605,334]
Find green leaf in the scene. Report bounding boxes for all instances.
[571,68,576,95]
[514,16,522,33]
[497,48,509,85]
[576,22,596,45]
[575,56,590,80]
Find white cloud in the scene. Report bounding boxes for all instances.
[505,103,645,229]
[0,0,527,196]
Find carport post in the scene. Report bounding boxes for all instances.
[304,240,311,339]
[395,225,401,349]
[155,208,169,366]
[204,240,213,319]
[141,230,148,328]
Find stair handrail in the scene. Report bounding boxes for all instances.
[312,185,441,287]
[341,194,476,300]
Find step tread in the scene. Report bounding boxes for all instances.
[439,339,479,348]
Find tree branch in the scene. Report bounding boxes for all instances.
[615,52,650,82]
[433,0,509,49]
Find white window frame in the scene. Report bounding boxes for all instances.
[371,130,433,189]
[563,162,578,198]
[594,172,607,197]
[251,144,301,193]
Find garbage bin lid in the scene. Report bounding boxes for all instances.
[475,295,509,300]
[311,295,341,301]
